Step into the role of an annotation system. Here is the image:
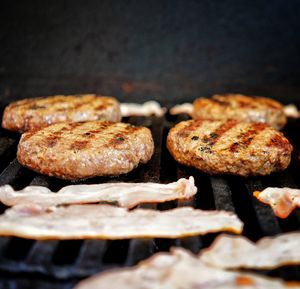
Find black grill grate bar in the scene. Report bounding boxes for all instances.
[0,136,18,174]
[278,171,297,188]
[0,136,18,158]
[175,156,200,252]
[193,171,215,211]
[26,241,59,265]
[0,158,22,186]
[228,177,264,241]
[244,179,281,237]
[125,239,154,266]
[210,176,235,212]
[123,116,165,266]
[175,236,202,254]
[143,116,164,182]
[30,175,51,187]
[76,240,107,270]
[0,237,10,256]
[0,136,17,157]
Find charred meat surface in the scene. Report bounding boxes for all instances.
[2,94,121,132]
[193,94,287,129]
[167,119,292,176]
[17,120,154,180]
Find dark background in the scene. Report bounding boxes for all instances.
[1,0,300,105]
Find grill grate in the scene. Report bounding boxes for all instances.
[0,114,299,288]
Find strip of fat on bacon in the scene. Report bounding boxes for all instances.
[120,101,166,117]
[254,187,300,218]
[0,204,243,240]
[199,232,300,270]
[0,177,196,209]
[73,247,299,289]
[169,103,193,116]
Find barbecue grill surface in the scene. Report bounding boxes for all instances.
[0,113,299,289]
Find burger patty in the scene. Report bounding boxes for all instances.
[167,119,292,176]
[17,121,154,180]
[192,94,287,130]
[2,94,121,132]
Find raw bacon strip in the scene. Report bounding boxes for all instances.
[254,187,300,218]
[199,232,300,270]
[169,103,193,116]
[120,101,166,117]
[0,177,197,209]
[0,204,243,240]
[74,248,299,289]
[284,104,299,118]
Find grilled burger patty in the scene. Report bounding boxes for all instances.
[167,119,292,176]
[17,121,154,180]
[193,94,287,130]
[2,94,121,132]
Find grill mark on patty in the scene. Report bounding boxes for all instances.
[73,102,87,109]
[95,104,106,110]
[267,134,292,152]
[229,123,267,153]
[202,120,237,147]
[197,120,237,154]
[236,100,255,108]
[70,140,89,151]
[103,126,140,148]
[37,97,68,107]
[177,120,204,138]
[211,98,230,106]
[107,133,126,147]
[45,135,60,148]
[72,96,96,109]
[68,122,86,129]
[29,104,47,110]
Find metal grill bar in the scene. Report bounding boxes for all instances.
[245,179,281,236]
[210,176,235,212]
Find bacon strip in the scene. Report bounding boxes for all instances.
[284,104,299,118]
[120,101,166,117]
[199,232,300,269]
[169,103,193,116]
[254,187,300,218]
[0,204,243,240]
[0,177,197,209]
[74,247,298,289]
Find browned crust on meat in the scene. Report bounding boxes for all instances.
[17,121,154,180]
[229,122,267,153]
[167,119,292,176]
[2,94,121,132]
[192,94,287,130]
